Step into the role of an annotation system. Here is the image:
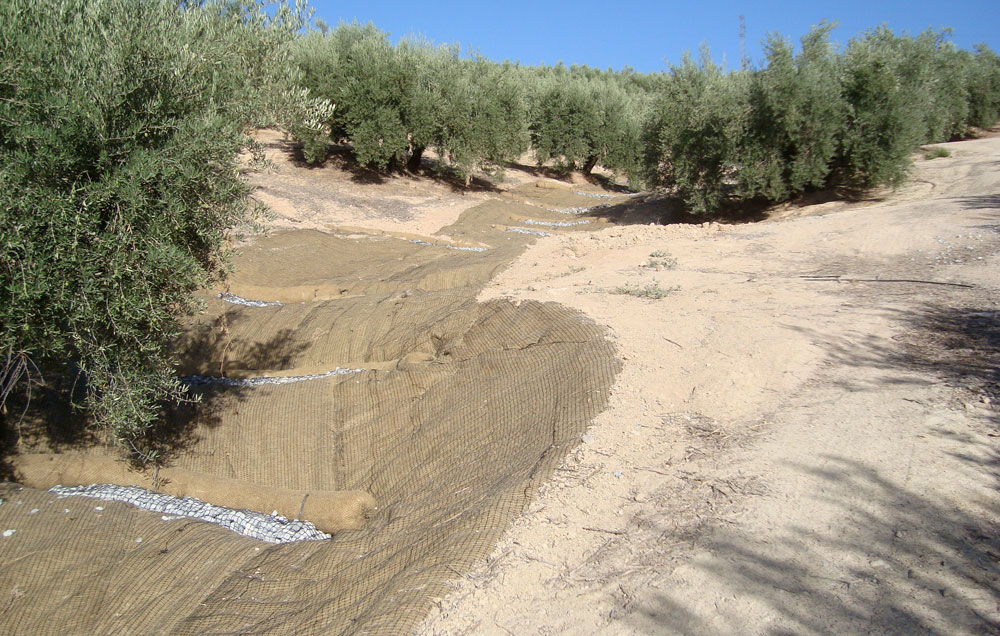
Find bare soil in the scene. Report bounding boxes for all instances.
[413,138,1000,635]
[253,131,1000,635]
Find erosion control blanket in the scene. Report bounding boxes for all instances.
[0,188,622,635]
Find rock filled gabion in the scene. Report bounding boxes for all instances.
[574,191,619,198]
[523,219,591,227]
[410,239,487,252]
[217,291,284,307]
[50,484,331,543]
[181,367,366,387]
[504,227,553,237]
[550,203,611,215]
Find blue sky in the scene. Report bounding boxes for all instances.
[304,0,1000,73]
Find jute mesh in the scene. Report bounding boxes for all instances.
[0,189,623,635]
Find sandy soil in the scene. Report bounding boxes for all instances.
[248,133,1000,635]
[418,138,998,635]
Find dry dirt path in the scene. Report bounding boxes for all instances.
[419,137,1000,635]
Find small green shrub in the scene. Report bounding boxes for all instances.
[642,251,677,269]
[923,147,952,159]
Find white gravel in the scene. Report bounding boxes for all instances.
[574,191,619,198]
[504,228,553,237]
[550,203,612,215]
[217,292,283,307]
[50,484,330,544]
[181,367,366,387]
[410,239,487,252]
[523,219,591,227]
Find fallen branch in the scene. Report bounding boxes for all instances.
[661,336,684,349]
[582,526,626,535]
[799,275,974,288]
[708,483,733,502]
[635,466,672,476]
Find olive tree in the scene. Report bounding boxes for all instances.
[0,0,309,459]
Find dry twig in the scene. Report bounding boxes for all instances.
[583,526,626,535]
[800,275,973,288]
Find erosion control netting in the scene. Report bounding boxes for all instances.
[0,184,625,635]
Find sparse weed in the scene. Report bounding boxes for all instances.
[923,147,951,159]
[643,250,677,270]
[552,265,586,278]
[608,283,680,299]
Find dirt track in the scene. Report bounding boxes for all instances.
[418,137,1000,635]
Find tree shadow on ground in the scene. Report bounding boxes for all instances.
[261,133,385,184]
[154,312,311,465]
[956,194,1000,211]
[784,302,999,401]
[3,364,95,451]
[580,171,635,193]
[629,453,1000,636]
[412,156,503,194]
[503,160,578,185]
[0,367,93,480]
[501,160,637,193]
[580,188,859,227]
[627,295,999,635]
[631,181,895,226]
[575,192,773,226]
[896,305,1000,392]
[0,308,311,470]
[1,360,114,477]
